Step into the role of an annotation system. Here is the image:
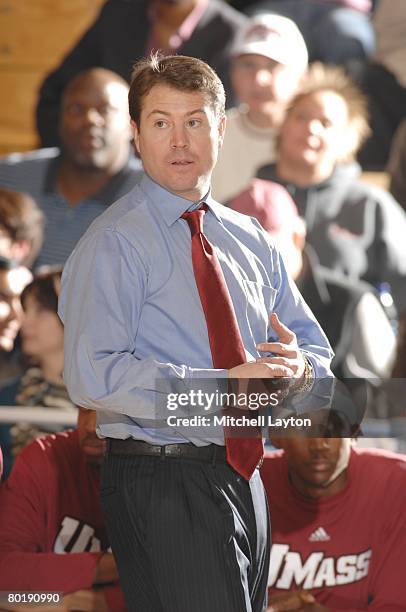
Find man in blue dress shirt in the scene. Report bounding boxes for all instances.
[59,54,333,612]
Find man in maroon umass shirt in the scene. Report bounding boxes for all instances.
[0,408,125,612]
[261,433,406,611]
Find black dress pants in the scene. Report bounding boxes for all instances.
[100,450,270,612]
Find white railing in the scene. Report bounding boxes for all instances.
[0,406,77,426]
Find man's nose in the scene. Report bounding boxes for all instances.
[170,125,189,148]
[83,107,105,126]
[309,437,330,452]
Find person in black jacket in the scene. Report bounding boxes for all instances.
[36,0,247,146]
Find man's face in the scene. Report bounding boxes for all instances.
[279,90,350,170]
[60,76,130,170]
[231,54,302,121]
[275,436,351,499]
[0,267,32,352]
[77,408,106,466]
[133,84,226,201]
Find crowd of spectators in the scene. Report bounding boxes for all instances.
[0,1,405,609]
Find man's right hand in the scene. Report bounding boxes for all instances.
[229,314,307,381]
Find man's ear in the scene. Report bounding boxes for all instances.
[131,119,141,155]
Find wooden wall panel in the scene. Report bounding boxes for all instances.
[0,0,105,155]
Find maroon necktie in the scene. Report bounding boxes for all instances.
[182,204,263,480]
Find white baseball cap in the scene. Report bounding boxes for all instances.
[232,14,308,73]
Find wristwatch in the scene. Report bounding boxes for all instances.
[294,355,314,396]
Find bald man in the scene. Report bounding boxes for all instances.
[0,68,144,268]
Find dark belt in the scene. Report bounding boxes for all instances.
[107,438,227,463]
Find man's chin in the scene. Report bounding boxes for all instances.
[165,179,206,200]
[72,152,107,172]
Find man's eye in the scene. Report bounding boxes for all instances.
[188,119,201,128]
[155,120,167,128]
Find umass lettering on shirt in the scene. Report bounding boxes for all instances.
[268,543,372,590]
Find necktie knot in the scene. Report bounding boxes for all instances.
[181,204,208,237]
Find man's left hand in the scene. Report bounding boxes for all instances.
[256,313,306,379]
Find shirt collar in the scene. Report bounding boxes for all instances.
[139,173,223,226]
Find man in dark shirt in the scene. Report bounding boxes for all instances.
[0,68,143,267]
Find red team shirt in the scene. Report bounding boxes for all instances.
[0,430,125,611]
[260,447,406,611]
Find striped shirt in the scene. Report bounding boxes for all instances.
[0,148,144,269]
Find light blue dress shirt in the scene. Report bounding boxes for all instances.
[59,174,334,444]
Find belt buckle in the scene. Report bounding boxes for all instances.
[164,444,181,457]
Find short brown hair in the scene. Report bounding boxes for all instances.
[21,267,62,316]
[287,62,371,161]
[0,188,44,267]
[128,53,226,126]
